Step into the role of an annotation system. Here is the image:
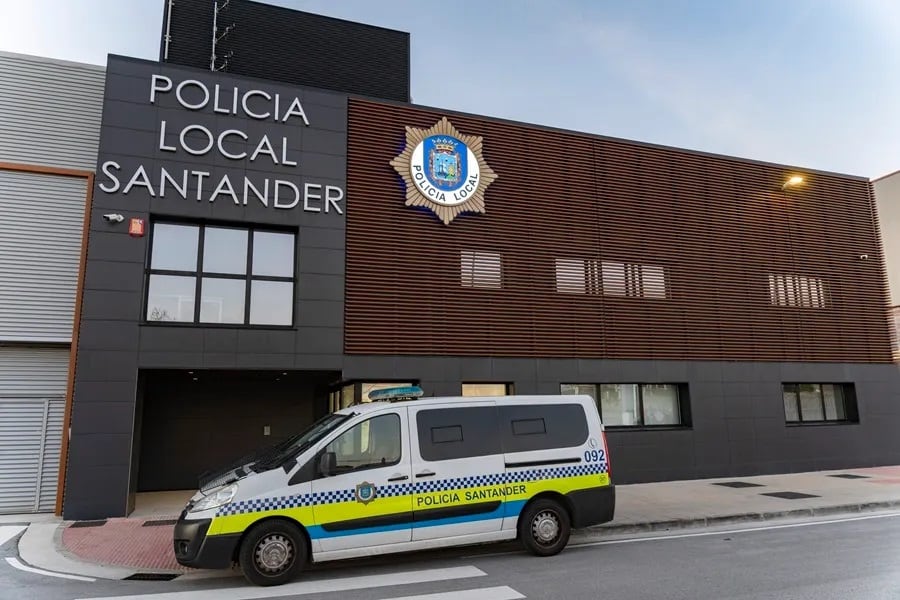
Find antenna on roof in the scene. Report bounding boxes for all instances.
[211,1,235,72]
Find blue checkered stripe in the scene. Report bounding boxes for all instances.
[414,472,506,494]
[218,493,314,516]
[311,489,355,504]
[216,461,608,517]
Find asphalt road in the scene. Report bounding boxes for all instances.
[3,512,900,599]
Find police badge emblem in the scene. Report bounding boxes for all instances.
[390,117,498,225]
[355,481,377,505]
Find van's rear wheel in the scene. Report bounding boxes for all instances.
[238,520,307,586]
[518,498,571,556]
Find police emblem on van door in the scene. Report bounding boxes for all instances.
[390,117,497,225]
[355,481,377,505]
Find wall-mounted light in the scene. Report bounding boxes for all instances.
[782,175,804,190]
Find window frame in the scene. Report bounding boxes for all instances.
[144,219,298,328]
[460,249,503,290]
[319,413,403,476]
[416,406,503,462]
[782,382,858,426]
[560,382,691,430]
[768,273,829,309]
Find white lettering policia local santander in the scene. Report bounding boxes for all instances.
[97,73,344,213]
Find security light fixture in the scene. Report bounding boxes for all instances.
[782,176,804,190]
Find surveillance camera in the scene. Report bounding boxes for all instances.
[859,254,869,261]
[102,213,124,223]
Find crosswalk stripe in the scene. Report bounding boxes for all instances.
[73,565,487,600]
[383,586,525,600]
[0,525,26,548]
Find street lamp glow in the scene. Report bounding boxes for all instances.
[782,176,804,190]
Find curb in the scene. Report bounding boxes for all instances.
[571,499,900,541]
[17,500,900,581]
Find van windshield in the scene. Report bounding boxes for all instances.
[249,412,351,472]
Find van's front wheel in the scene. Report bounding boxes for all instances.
[238,520,307,586]
[518,498,571,557]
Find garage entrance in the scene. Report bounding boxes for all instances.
[135,369,337,492]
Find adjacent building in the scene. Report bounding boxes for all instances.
[872,169,900,360]
[0,51,105,514]
[1,0,898,520]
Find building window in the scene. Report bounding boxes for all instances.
[146,222,295,326]
[782,383,857,424]
[768,274,828,308]
[555,258,598,294]
[461,382,513,396]
[555,258,667,299]
[461,250,502,289]
[560,383,689,427]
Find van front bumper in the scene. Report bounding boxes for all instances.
[567,484,616,528]
[173,517,240,569]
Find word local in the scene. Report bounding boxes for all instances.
[96,73,346,212]
[150,75,309,168]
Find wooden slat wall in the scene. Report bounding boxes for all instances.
[345,98,893,363]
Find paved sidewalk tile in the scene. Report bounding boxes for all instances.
[61,517,189,572]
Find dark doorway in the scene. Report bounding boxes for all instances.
[135,369,336,491]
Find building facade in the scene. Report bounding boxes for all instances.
[0,51,105,514]
[873,170,900,360]
[1,1,898,520]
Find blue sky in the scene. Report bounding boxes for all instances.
[2,0,898,178]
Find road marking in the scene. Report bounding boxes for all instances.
[74,565,486,600]
[385,586,525,600]
[0,525,26,548]
[465,511,900,558]
[5,557,96,582]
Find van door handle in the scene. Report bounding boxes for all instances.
[388,474,409,482]
[416,470,436,478]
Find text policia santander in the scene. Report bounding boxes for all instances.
[97,74,345,213]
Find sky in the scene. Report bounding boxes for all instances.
[1,0,898,179]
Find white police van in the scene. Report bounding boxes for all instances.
[174,387,615,586]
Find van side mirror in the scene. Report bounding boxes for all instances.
[319,451,337,477]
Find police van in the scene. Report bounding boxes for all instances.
[173,388,615,586]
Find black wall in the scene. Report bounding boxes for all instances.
[343,356,900,482]
[160,0,410,103]
[137,370,330,491]
[64,54,348,520]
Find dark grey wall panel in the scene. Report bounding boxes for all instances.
[161,0,409,102]
[136,370,327,491]
[343,355,900,485]
[64,54,349,519]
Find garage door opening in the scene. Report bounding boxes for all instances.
[134,369,337,493]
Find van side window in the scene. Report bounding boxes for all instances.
[416,407,501,461]
[325,413,401,473]
[499,404,589,453]
[512,418,546,436]
[431,425,463,444]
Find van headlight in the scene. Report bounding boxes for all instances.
[189,484,238,513]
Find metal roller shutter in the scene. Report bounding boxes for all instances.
[0,347,69,514]
[0,170,86,343]
[0,51,104,171]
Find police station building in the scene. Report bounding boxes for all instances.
[1,0,899,520]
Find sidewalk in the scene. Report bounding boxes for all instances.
[17,465,900,580]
